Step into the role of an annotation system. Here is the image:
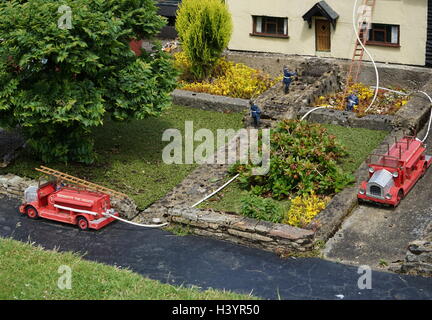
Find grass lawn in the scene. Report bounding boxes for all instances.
[0,105,243,210]
[0,238,256,300]
[200,124,388,214]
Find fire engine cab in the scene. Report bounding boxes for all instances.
[358,136,432,207]
[19,166,125,230]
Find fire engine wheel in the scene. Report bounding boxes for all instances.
[77,217,89,231]
[25,206,39,220]
[396,189,405,205]
[421,163,427,177]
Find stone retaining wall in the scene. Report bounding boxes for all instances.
[297,107,394,131]
[392,79,432,133]
[0,174,37,198]
[167,207,315,253]
[172,89,248,113]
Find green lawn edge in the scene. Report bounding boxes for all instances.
[0,237,257,300]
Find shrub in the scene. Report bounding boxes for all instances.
[175,52,280,99]
[232,120,354,199]
[175,0,232,80]
[283,192,330,228]
[240,194,283,224]
[0,0,178,163]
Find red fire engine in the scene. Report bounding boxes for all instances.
[19,166,127,230]
[358,136,432,207]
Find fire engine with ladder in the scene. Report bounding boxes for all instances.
[358,136,432,207]
[19,166,127,230]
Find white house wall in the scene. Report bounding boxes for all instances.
[226,0,428,66]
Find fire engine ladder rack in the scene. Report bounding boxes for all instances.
[341,0,376,104]
[35,166,128,200]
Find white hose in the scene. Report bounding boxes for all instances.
[371,86,432,142]
[353,0,379,113]
[417,90,432,142]
[191,174,240,208]
[104,213,168,228]
[300,106,333,121]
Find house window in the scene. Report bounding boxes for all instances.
[251,16,288,38]
[366,24,400,47]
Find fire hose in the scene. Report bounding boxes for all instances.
[103,212,168,228]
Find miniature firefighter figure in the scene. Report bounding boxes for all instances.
[283,66,297,94]
[250,100,262,128]
[346,92,359,112]
[55,179,65,191]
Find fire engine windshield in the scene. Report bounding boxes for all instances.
[368,154,401,169]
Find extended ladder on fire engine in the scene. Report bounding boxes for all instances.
[341,0,376,100]
[35,166,128,200]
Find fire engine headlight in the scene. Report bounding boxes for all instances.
[392,171,399,178]
[369,167,375,174]
[385,193,392,200]
[359,188,366,195]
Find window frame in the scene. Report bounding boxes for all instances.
[250,15,289,39]
[366,23,400,48]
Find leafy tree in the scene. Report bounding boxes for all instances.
[175,0,232,80]
[0,0,178,163]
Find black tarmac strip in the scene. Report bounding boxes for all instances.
[1,196,431,300]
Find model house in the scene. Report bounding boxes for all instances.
[225,0,432,67]
[156,0,181,38]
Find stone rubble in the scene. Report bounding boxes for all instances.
[394,224,432,277]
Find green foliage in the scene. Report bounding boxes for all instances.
[176,0,232,80]
[240,194,283,223]
[232,120,355,199]
[0,0,178,163]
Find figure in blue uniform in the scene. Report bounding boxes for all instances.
[283,66,297,94]
[250,100,262,128]
[346,93,359,112]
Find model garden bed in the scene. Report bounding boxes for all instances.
[199,123,388,217]
[140,120,389,256]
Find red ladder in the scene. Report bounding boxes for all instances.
[342,0,376,99]
[35,166,129,199]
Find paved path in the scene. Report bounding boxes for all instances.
[324,130,432,268]
[1,196,431,300]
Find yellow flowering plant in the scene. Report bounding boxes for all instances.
[174,51,280,99]
[283,192,330,228]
